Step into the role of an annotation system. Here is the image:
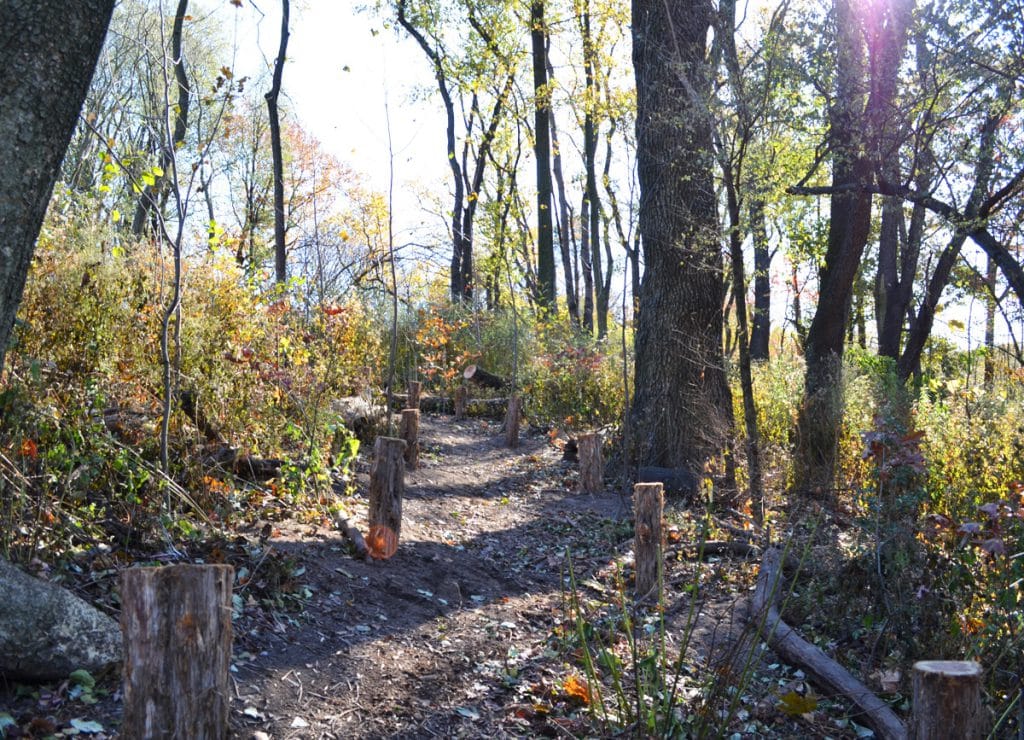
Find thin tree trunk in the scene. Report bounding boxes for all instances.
[547,53,579,326]
[132,0,190,237]
[266,0,290,284]
[749,196,772,361]
[532,0,556,309]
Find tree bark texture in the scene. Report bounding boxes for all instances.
[266,0,290,284]
[532,0,556,309]
[633,482,664,600]
[504,394,522,449]
[630,0,733,475]
[0,0,115,376]
[400,408,420,470]
[454,385,468,419]
[578,432,603,494]
[406,380,422,410]
[121,564,233,740]
[911,661,983,740]
[368,437,406,559]
[749,197,772,361]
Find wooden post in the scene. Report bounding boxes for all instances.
[400,408,420,470]
[504,394,521,449]
[912,660,984,739]
[634,482,664,600]
[368,436,407,559]
[454,385,467,419]
[121,564,233,740]
[407,380,422,410]
[578,432,603,493]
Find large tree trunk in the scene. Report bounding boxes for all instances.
[532,0,556,310]
[794,0,912,493]
[630,0,733,474]
[266,0,290,284]
[0,0,115,376]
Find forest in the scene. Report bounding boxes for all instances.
[0,0,1022,737]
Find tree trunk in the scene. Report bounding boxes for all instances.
[911,661,984,739]
[983,253,997,388]
[121,565,233,740]
[795,0,912,493]
[547,53,579,326]
[749,196,772,361]
[532,0,556,310]
[630,0,733,475]
[0,0,115,377]
[266,0,290,284]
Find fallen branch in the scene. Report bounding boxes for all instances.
[670,539,762,560]
[334,515,368,560]
[751,547,907,740]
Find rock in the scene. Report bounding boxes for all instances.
[0,557,122,682]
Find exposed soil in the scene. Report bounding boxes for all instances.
[1,413,873,738]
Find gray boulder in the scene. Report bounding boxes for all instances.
[0,557,122,681]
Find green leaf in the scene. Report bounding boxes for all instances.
[69,669,95,690]
[151,165,164,177]
[141,172,155,186]
[111,209,121,223]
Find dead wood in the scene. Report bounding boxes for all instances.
[670,539,761,560]
[180,388,226,445]
[751,546,907,740]
[463,364,507,389]
[334,515,369,560]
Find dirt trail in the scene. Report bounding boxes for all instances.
[233,414,633,739]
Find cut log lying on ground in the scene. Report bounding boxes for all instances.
[751,546,907,740]
[390,393,508,419]
[638,466,698,497]
[334,515,369,560]
[463,364,507,389]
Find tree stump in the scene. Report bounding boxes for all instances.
[407,380,422,410]
[400,408,420,470]
[578,432,603,493]
[912,660,984,739]
[454,385,468,419]
[121,564,233,740]
[504,394,521,449]
[634,482,664,600]
[368,436,407,559]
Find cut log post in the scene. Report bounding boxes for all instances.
[121,564,233,740]
[578,432,603,493]
[464,364,507,389]
[454,385,468,419]
[400,408,420,470]
[407,380,422,410]
[504,394,521,449]
[368,436,407,559]
[634,482,664,600]
[912,661,983,739]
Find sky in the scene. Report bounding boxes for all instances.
[232,0,449,241]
